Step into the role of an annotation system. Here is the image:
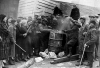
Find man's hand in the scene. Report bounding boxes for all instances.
[83,32,87,35]
[84,44,87,47]
[13,40,16,44]
[23,33,27,37]
[0,36,2,41]
[84,44,89,48]
[36,31,41,33]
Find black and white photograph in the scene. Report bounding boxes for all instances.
[0,0,100,68]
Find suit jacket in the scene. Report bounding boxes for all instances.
[8,24,16,57]
[84,28,98,52]
[64,23,79,40]
[8,24,16,40]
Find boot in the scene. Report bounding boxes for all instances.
[3,59,9,65]
[2,66,9,68]
[19,53,24,61]
[68,47,72,57]
[27,55,30,59]
[29,53,33,58]
[15,55,19,62]
[15,56,19,62]
[75,62,84,66]
[8,57,15,65]
[22,54,28,61]
[34,50,39,57]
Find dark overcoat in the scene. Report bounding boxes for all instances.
[0,23,14,60]
[84,28,98,52]
[78,25,88,51]
[70,7,80,20]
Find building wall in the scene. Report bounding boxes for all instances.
[0,0,19,19]
[60,2,100,16]
[18,0,60,18]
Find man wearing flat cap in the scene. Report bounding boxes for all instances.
[97,14,100,23]
[78,17,89,63]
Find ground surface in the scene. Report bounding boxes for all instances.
[0,57,99,68]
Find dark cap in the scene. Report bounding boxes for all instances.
[80,17,85,19]
[95,16,98,18]
[11,20,16,23]
[89,16,92,18]
[89,20,96,25]
[98,14,100,15]
[89,16,94,18]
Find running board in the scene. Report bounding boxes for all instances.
[50,54,79,64]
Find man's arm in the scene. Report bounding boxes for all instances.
[63,25,79,33]
[86,30,97,46]
[39,24,51,32]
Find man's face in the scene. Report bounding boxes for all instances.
[55,15,62,19]
[34,15,38,20]
[3,17,7,22]
[8,18,12,23]
[17,18,21,23]
[80,19,85,25]
[89,17,93,21]
[89,23,94,29]
[28,17,32,21]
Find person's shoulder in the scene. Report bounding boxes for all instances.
[89,28,97,33]
[65,16,71,20]
[84,24,89,27]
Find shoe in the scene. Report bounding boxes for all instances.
[2,66,8,68]
[75,62,84,66]
[3,60,9,65]
[27,56,30,59]
[8,60,15,65]
[29,54,33,58]
[22,57,28,62]
[8,57,15,65]
[15,58,19,62]
[77,59,81,62]
[33,52,39,57]
[85,63,92,68]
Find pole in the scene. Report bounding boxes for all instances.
[4,22,27,53]
[79,30,88,67]
[79,45,86,68]
[14,42,26,52]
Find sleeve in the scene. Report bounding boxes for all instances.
[7,28,15,44]
[77,8,80,18]
[84,25,88,32]
[86,30,97,46]
[64,25,79,33]
[70,9,74,17]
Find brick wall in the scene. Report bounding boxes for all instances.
[0,0,19,19]
[18,0,60,18]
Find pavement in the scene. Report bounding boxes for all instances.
[0,57,99,68]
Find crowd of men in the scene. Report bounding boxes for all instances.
[0,5,100,68]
